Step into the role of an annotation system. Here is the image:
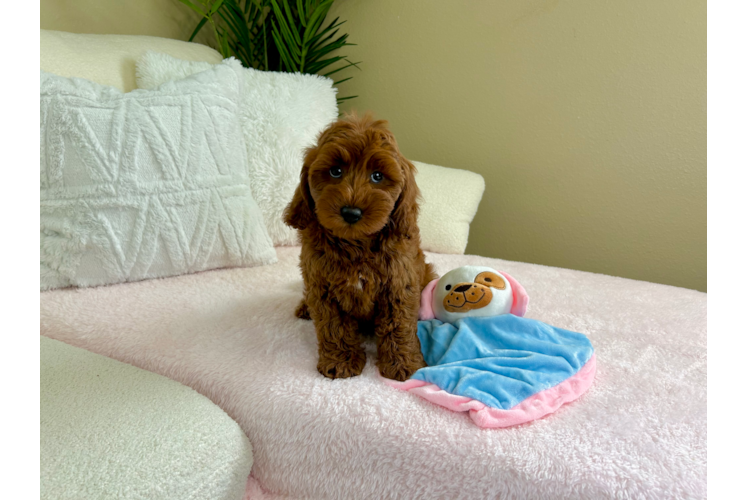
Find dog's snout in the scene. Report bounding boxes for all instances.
[341,206,363,224]
[454,284,473,293]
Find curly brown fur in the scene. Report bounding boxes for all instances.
[284,114,437,381]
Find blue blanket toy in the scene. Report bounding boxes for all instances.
[385,266,596,428]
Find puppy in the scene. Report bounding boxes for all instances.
[283,114,437,381]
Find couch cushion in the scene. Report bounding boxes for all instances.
[414,161,485,254]
[40,30,222,92]
[40,337,252,500]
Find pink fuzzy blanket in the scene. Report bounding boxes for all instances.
[40,247,706,499]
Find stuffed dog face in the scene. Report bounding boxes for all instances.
[419,266,529,323]
[434,266,514,322]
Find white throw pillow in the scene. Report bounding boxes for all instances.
[135,51,339,246]
[40,58,277,290]
[413,161,485,254]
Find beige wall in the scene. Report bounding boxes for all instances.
[328,0,706,291]
[41,0,208,44]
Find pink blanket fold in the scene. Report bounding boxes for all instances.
[383,355,597,428]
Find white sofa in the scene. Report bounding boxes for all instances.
[40,30,707,500]
[41,337,252,499]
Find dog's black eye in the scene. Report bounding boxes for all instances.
[330,166,343,178]
[370,171,384,183]
[445,284,451,291]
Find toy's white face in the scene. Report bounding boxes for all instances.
[433,266,514,323]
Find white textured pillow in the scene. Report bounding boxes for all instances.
[136,51,339,246]
[40,59,276,290]
[413,161,485,254]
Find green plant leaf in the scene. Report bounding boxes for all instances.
[305,55,345,74]
[308,35,348,60]
[303,0,334,43]
[307,17,344,48]
[308,25,344,52]
[296,0,306,26]
[270,0,301,47]
[323,59,362,77]
[188,17,209,41]
[177,0,206,17]
[221,2,253,48]
[208,0,226,15]
[179,0,358,101]
[273,19,301,64]
[272,10,301,60]
[271,25,298,71]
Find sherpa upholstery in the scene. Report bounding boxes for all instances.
[40,30,223,92]
[41,247,707,499]
[413,160,485,254]
[135,51,339,247]
[40,60,276,290]
[40,336,252,500]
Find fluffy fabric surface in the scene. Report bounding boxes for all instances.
[389,315,596,428]
[40,59,276,290]
[412,161,485,254]
[40,247,706,499]
[41,336,252,500]
[136,51,339,246]
[41,30,223,92]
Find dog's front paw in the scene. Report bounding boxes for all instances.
[378,355,426,382]
[317,353,366,379]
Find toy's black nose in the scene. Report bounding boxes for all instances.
[341,207,363,224]
[454,284,473,293]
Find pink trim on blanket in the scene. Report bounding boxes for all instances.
[384,355,597,428]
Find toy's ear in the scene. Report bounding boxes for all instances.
[501,272,529,316]
[419,278,439,320]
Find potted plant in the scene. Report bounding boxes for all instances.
[178,0,359,104]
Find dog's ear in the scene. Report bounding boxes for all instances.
[283,149,316,230]
[389,156,420,237]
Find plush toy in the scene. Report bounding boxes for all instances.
[418,265,529,323]
[385,266,596,429]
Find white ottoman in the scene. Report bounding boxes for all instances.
[41,337,252,499]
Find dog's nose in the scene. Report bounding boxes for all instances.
[341,206,363,224]
[454,284,473,293]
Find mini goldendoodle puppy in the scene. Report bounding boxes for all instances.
[284,114,437,381]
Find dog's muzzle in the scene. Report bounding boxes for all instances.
[341,206,363,224]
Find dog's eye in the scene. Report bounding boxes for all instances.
[370,171,384,183]
[329,166,343,178]
[445,284,451,291]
